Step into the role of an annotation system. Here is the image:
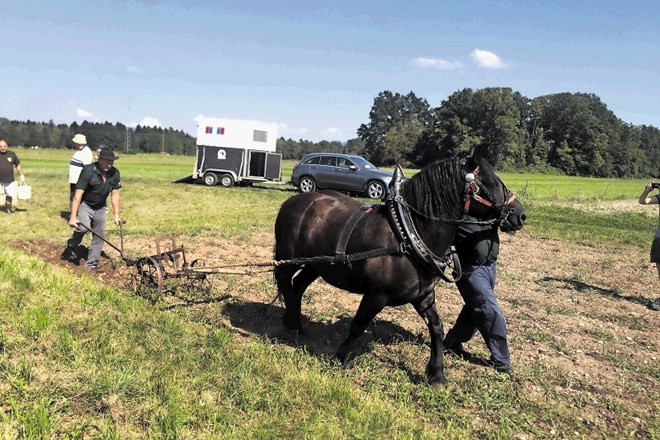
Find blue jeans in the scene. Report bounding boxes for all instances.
[445,263,511,366]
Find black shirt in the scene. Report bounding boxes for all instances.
[454,214,500,272]
[0,150,20,184]
[76,163,122,210]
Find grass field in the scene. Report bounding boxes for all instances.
[0,148,658,438]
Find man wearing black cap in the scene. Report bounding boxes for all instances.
[61,147,122,270]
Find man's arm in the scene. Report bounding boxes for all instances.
[110,189,121,225]
[639,183,659,205]
[68,189,84,227]
[15,164,25,182]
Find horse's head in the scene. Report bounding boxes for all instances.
[461,156,526,233]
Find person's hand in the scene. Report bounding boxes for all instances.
[114,215,122,226]
[19,175,25,183]
[68,217,79,228]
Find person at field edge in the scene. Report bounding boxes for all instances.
[69,133,93,206]
[61,147,122,270]
[0,139,26,214]
[638,182,660,311]
[443,213,514,376]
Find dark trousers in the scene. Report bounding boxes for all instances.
[445,263,511,365]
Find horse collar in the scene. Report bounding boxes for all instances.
[386,167,461,282]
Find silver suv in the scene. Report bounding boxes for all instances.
[291,153,393,199]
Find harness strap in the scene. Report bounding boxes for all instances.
[334,204,374,266]
[386,165,462,282]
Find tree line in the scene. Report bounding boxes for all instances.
[0,118,198,156]
[357,89,660,178]
[2,87,659,178]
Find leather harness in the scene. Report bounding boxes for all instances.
[332,165,461,282]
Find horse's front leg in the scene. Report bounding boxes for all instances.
[412,291,447,388]
[335,294,387,366]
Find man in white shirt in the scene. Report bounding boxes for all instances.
[69,133,93,207]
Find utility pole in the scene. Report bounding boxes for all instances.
[125,126,131,153]
[125,95,132,153]
[161,131,165,153]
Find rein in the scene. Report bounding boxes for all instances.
[399,199,516,230]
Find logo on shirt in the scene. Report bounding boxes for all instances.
[6,158,12,163]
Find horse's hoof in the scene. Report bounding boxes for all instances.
[429,375,448,389]
[333,350,357,370]
[431,381,446,391]
[281,316,303,332]
[341,357,355,370]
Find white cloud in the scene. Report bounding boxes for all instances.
[321,127,342,140]
[471,49,506,69]
[125,65,143,75]
[76,108,94,118]
[413,57,464,70]
[130,117,162,128]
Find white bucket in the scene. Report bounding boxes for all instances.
[17,182,32,200]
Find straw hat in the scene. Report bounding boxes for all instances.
[72,134,87,144]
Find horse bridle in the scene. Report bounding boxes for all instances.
[463,166,517,228]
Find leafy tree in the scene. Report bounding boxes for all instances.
[418,88,527,169]
[357,91,432,165]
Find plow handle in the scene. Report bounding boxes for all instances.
[79,221,127,260]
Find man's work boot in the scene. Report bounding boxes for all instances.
[60,246,79,262]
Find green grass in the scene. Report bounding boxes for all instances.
[1,149,658,438]
[501,172,647,202]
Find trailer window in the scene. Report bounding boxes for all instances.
[253,130,268,143]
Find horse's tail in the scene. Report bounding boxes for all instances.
[273,220,293,300]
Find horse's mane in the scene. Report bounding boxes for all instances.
[400,157,465,224]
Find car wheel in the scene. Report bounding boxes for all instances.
[204,172,218,186]
[366,181,385,199]
[298,176,316,193]
[220,173,235,187]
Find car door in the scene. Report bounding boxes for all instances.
[314,155,337,188]
[334,156,364,191]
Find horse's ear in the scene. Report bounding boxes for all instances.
[389,164,407,194]
[459,146,477,167]
[392,164,406,180]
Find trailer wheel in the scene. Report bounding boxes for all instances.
[204,172,218,186]
[298,176,316,193]
[220,173,235,187]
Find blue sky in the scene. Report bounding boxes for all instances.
[2,0,659,142]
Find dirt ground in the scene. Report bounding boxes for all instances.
[13,230,660,430]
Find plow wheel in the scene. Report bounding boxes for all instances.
[131,256,164,302]
[188,259,213,295]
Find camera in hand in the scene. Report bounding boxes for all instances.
[652,182,660,189]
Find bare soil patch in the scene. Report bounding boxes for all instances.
[14,231,659,432]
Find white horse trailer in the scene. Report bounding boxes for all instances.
[192,117,282,187]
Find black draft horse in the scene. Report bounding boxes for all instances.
[273,155,526,388]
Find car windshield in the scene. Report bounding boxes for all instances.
[351,156,378,169]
